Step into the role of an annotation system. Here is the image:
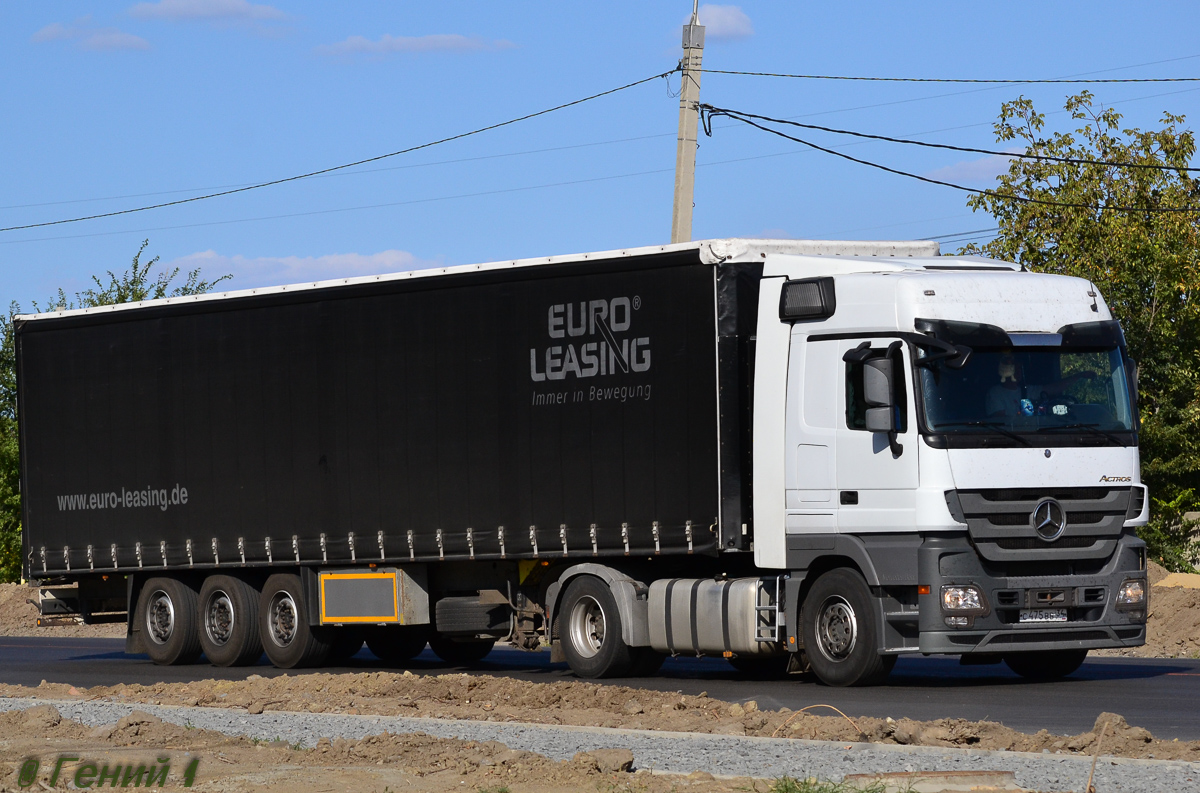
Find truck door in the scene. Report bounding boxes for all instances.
[784,336,839,541]
[834,339,918,531]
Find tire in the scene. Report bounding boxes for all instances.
[366,626,430,664]
[558,575,634,679]
[1004,649,1088,680]
[135,577,202,666]
[428,635,495,666]
[802,568,893,687]
[325,627,367,663]
[259,573,331,669]
[198,575,263,667]
[727,654,790,679]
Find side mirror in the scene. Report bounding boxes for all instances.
[863,358,895,432]
[862,347,904,456]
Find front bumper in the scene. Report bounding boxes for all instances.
[916,531,1147,654]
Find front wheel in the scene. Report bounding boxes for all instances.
[1004,649,1088,679]
[559,575,634,678]
[259,574,331,669]
[802,568,894,687]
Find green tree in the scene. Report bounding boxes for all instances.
[964,92,1200,570]
[0,240,229,582]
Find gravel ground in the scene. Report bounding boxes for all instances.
[1,697,1195,793]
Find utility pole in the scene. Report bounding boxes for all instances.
[671,1,704,244]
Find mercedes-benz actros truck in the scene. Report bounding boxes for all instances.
[16,238,1149,685]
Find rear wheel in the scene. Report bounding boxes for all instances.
[1004,649,1088,679]
[198,575,263,667]
[802,568,893,687]
[559,575,634,678]
[429,635,495,666]
[366,626,430,664]
[136,577,202,666]
[259,573,331,669]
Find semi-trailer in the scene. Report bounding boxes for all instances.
[15,238,1150,685]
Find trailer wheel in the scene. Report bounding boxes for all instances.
[366,626,430,664]
[136,577,202,665]
[259,574,331,669]
[559,575,634,678]
[429,635,495,666]
[1004,649,1088,680]
[198,575,263,667]
[802,568,894,687]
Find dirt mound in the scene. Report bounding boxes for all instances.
[0,583,123,638]
[0,705,723,793]
[1094,561,1200,659]
[6,671,1198,762]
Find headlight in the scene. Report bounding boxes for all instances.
[1117,579,1146,607]
[942,586,983,611]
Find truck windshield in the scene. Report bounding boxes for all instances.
[919,346,1134,439]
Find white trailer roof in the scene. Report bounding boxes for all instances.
[17,237,942,323]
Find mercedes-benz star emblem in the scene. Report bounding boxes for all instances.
[1032,498,1067,542]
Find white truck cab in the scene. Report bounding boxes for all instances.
[752,253,1148,683]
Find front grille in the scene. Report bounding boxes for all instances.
[952,487,1131,561]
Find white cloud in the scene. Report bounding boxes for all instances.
[168,249,443,290]
[128,0,285,21]
[32,20,150,51]
[692,4,754,41]
[924,150,1021,184]
[315,33,514,57]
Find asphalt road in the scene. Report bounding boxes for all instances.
[2,636,1197,740]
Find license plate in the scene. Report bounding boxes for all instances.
[1019,608,1067,623]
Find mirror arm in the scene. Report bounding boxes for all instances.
[888,430,904,457]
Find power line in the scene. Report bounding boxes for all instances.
[921,227,1000,241]
[0,147,835,247]
[700,105,1200,173]
[0,132,677,212]
[701,70,1200,84]
[0,70,676,234]
[702,109,1200,214]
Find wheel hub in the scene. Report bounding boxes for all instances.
[568,595,606,659]
[145,590,175,645]
[816,596,857,661]
[268,592,298,648]
[205,591,235,646]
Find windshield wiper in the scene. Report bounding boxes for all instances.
[1037,422,1126,445]
[930,421,1033,447]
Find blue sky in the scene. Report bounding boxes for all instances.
[3,1,1198,309]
